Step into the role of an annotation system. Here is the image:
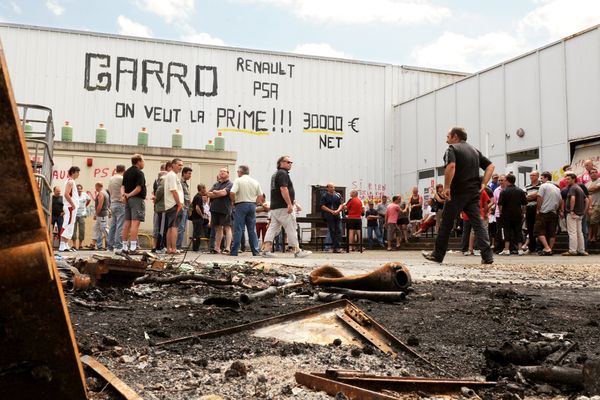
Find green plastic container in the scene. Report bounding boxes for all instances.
[24,121,33,137]
[172,128,182,148]
[138,128,148,147]
[205,140,214,151]
[214,132,225,151]
[61,121,73,142]
[95,123,107,144]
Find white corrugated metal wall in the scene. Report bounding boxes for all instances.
[394,25,600,192]
[0,23,464,210]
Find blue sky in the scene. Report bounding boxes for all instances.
[2,0,600,72]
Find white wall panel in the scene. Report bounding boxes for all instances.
[505,54,541,153]
[539,44,568,146]
[541,143,570,178]
[456,76,480,149]
[399,172,417,195]
[479,67,505,158]
[566,28,600,139]
[416,95,436,170]
[391,65,465,104]
[489,155,505,176]
[434,85,456,166]
[399,101,417,175]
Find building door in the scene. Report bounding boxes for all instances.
[505,161,539,188]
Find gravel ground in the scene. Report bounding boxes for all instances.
[63,250,600,399]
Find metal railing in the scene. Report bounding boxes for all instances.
[18,104,55,228]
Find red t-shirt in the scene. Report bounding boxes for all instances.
[461,190,490,221]
[346,197,363,219]
[386,203,400,224]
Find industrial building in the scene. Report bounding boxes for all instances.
[0,22,598,216]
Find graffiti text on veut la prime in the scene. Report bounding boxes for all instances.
[84,53,218,97]
[115,102,205,123]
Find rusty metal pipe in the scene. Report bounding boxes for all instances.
[310,262,411,292]
[317,292,347,302]
[321,288,406,302]
[239,286,279,304]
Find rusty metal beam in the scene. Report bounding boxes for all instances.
[81,356,143,400]
[337,303,452,377]
[0,40,87,398]
[325,370,496,393]
[156,299,351,346]
[295,371,399,400]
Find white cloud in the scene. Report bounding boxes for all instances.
[138,0,194,23]
[181,31,225,46]
[519,0,600,39]
[253,0,450,25]
[117,15,153,38]
[292,43,350,59]
[411,0,600,72]
[10,1,22,14]
[46,0,64,16]
[411,31,523,72]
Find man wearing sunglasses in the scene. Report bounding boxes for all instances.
[261,156,311,258]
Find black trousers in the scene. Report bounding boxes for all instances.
[191,218,204,251]
[494,215,504,252]
[525,206,538,251]
[460,219,473,252]
[433,192,493,262]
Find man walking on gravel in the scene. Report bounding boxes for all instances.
[422,127,495,264]
[261,155,311,258]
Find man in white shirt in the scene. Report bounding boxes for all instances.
[535,171,563,255]
[164,158,184,254]
[230,165,262,256]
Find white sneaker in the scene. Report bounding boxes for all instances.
[499,250,511,256]
[518,249,525,256]
[473,250,481,256]
[262,251,277,258]
[463,251,471,256]
[294,250,312,258]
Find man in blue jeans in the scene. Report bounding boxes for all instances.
[107,164,125,251]
[230,165,262,256]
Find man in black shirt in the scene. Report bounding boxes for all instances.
[365,200,384,249]
[120,153,146,254]
[423,127,495,264]
[51,186,64,239]
[208,168,234,253]
[498,174,527,256]
[320,183,344,253]
[190,184,207,251]
[524,171,541,253]
[261,155,310,258]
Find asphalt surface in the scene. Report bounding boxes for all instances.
[143,248,600,288]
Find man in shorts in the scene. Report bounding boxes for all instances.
[535,171,563,255]
[208,168,234,253]
[121,154,146,254]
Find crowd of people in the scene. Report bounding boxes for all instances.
[50,146,599,259]
[51,154,312,258]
